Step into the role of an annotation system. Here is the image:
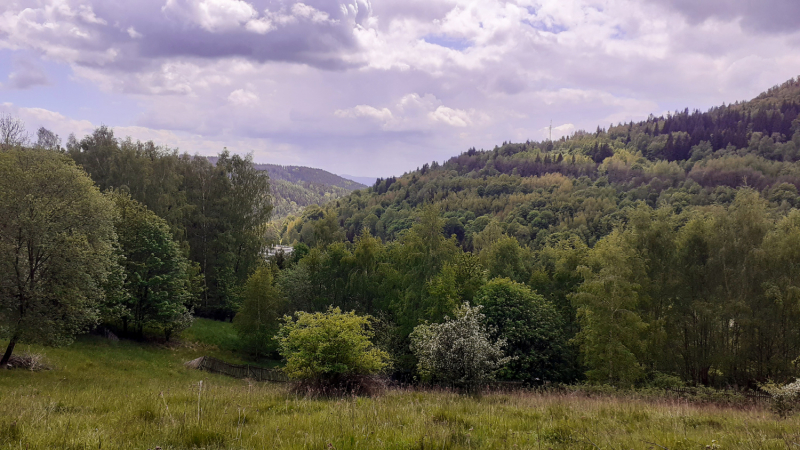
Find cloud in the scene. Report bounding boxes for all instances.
[0,0,360,73]
[6,58,49,89]
[126,27,142,38]
[228,88,259,106]
[646,0,800,34]
[0,102,94,139]
[1,0,800,177]
[429,106,470,127]
[162,0,257,32]
[539,123,576,140]
[335,93,484,132]
[291,3,334,24]
[335,105,393,121]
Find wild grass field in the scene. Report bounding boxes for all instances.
[1,321,799,450]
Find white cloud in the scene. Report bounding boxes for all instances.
[127,27,142,38]
[77,5,107,25]
[428,106,470,127]
[335,93,484,132]
[245,17,274,34]
[0,103,94,141]
[335,105,393,121]
[291,3,334,24]
[163,0,257,32]
[539,123,576,140]
[228,88,259,106]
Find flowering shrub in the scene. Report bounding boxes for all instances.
[762,379,800,418]
[410,303,513,393]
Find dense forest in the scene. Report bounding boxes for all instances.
[3,77,800,390]
[272,77,800,388]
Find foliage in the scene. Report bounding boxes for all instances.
[410,303,512,392]
[762,379,800,418]
[268,178,361,219]
[0,148,119,365]
[5,77,800,393]
[233,265,285,358]
[111,192,198,340]
[275,307,390,381]
[475,278,569,384]
[69,130,273,319]
[573,230,648,386]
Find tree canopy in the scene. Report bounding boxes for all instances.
[0,148,119,365]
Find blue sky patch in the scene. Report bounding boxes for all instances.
[524,19,568,34]
[422,35,472,52]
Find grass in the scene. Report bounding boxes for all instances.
[181,318,241,354]
[2,331,800,449]
[180,318,280,368]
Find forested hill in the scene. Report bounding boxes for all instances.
[207,158,366,219]
[253,163,364,190]
[272,76,800,388]
[283,76,800,247]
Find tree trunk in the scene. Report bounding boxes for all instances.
[0,336,18,368]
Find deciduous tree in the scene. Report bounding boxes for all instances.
[0,148,119,366]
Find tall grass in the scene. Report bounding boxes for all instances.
[1,335,799,449]
[181,318,241,353]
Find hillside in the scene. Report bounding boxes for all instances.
[254,163,365,190]
[255,164,365,219]
[209,157,366,219]
[283,76,800,246]
[271,77,800,387]
[3,331,796,449]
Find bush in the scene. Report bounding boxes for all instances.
[275,307,390,396]
[410,303,512,393]
[475,278,568,384]
[762,379,800,418]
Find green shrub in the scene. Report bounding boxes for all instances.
[645,371,684,389]
[275,307,390,394]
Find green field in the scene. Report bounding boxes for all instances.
[1,321,799,450]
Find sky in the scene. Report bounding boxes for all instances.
[1,0,800,178]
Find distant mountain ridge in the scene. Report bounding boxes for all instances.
[208,157,366,220]
[254,163,366,190]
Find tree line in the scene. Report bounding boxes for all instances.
[0,117,272,366]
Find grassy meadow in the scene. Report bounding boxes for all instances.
[1,321,799,449]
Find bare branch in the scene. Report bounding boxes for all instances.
[0,114,29,149]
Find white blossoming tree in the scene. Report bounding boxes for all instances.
[410,303,512,393]
[762,378,800,418]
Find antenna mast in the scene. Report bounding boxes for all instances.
[549,120,553,142]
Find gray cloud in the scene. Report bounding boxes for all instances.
[648,0,800,34]
[2,0,800,176]
[0,0,364,73]
[6,58,49,89]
